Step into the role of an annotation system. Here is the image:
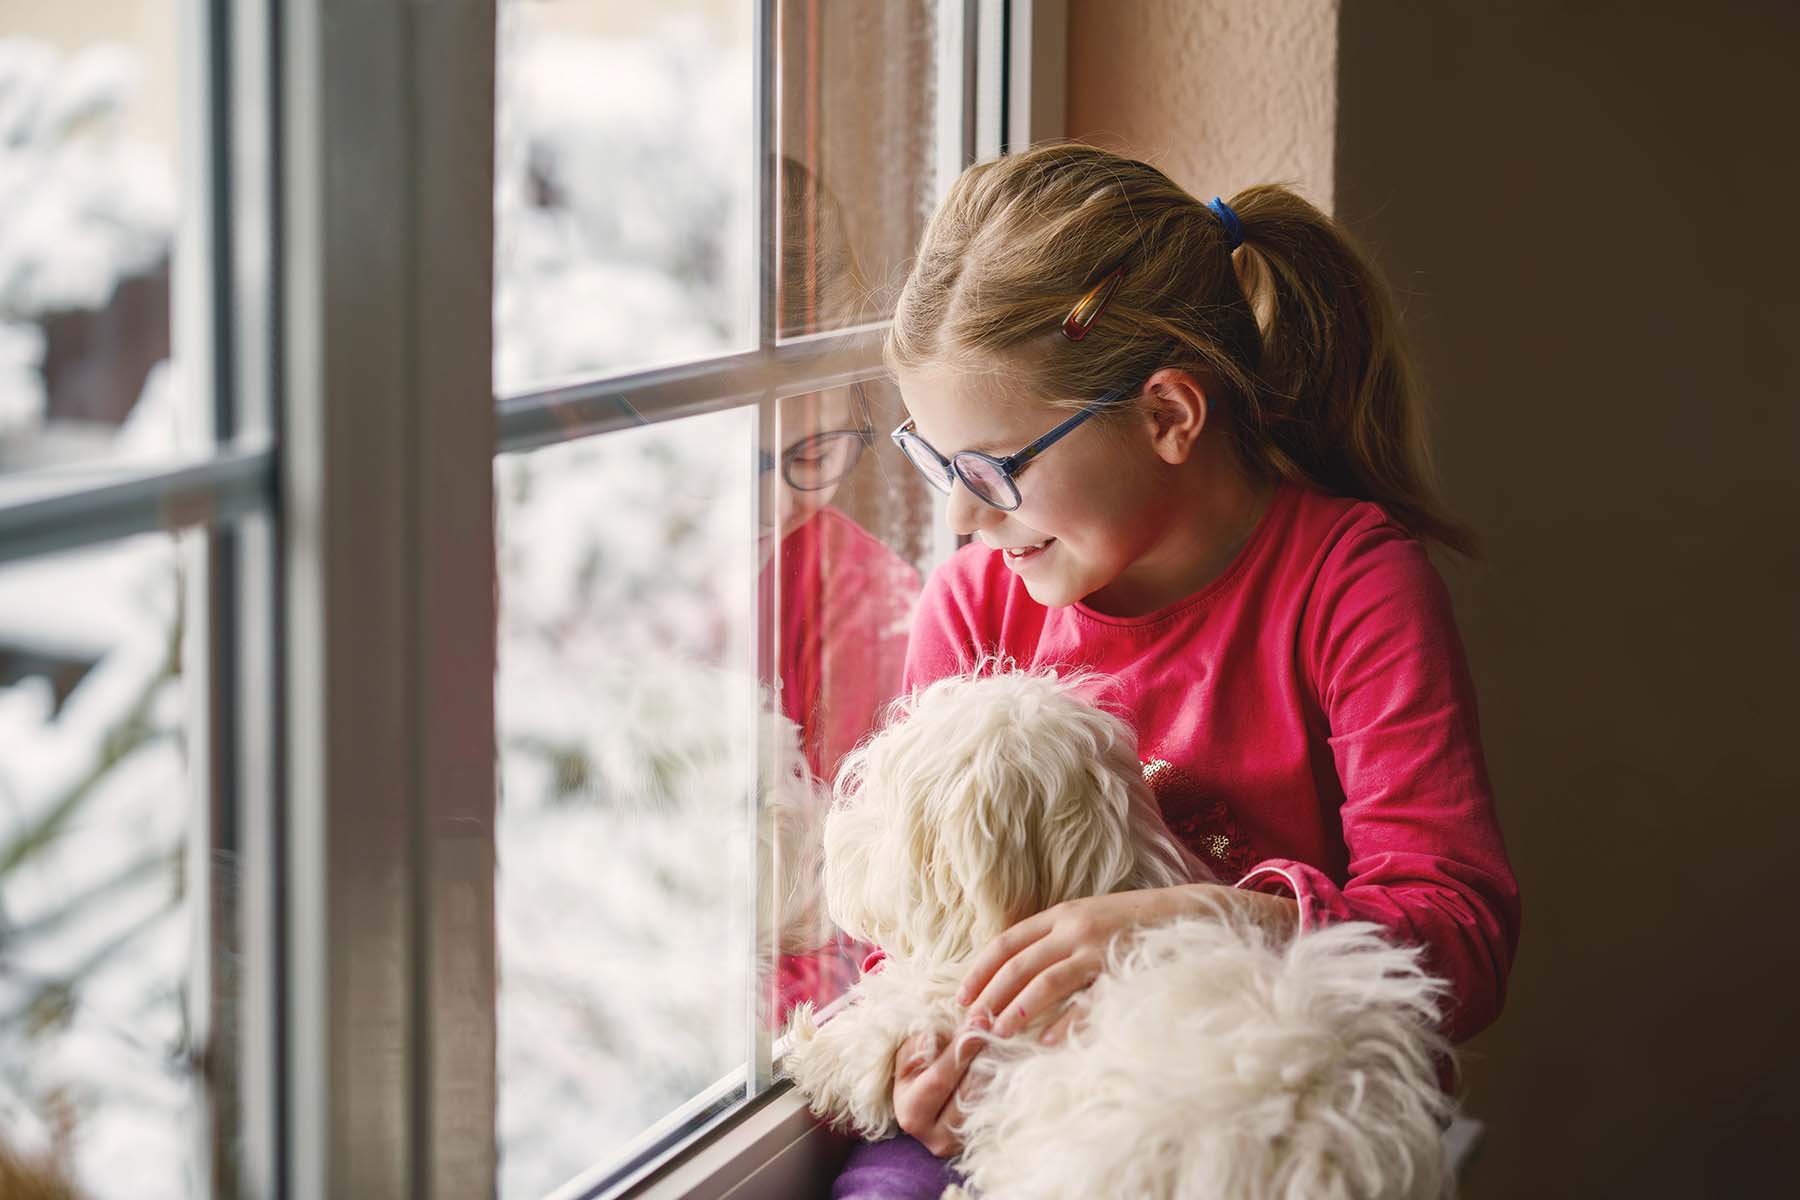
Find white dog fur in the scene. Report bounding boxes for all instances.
[781,668,1456,1200]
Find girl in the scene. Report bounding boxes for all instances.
[829,143,1520,1197]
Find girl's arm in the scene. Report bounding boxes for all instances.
[1239,523,1521,1045]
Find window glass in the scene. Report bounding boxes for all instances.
[0,531,201,1197]
[775,0,940,338]
[494,0,755,394]
[0,5,190,488]
[494,407,759,1197]
[762,377,928,1015]
[492,3,952,1190]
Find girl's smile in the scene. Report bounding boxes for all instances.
[987,536,1053,567]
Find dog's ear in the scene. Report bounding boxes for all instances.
[823,674,1042,961]
[823,670,1206,962]
[823,694,985,961]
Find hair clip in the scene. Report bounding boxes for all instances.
[1060,265,1127,342]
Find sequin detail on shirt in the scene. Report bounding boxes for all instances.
[1141,757,1254,882]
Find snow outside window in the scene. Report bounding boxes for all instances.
[0,7,229,1198]
[492,1,944,1195]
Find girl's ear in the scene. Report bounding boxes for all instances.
[1138,368,1210,466]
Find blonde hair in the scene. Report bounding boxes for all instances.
[885,143,1477,557]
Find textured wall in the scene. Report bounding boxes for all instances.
[1066,0,1337,210]
[1336,4,1800,1194]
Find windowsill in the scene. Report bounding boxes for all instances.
[623,1101,1485,1200]
[620,1081,849,1200]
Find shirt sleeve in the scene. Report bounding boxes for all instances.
[1236,522,1522,1045]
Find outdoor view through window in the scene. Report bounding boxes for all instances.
[1,3,205,1196]
[494,1,939,1196]
[1,1,948,1195]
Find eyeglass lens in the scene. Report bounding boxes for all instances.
[782,431,866,491]
[897,434,953,493]
[951,454,1014,509]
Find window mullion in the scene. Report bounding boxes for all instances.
[937,0,980,200]
[495,330,886,453]
[223,0,284,1183]
[1007,0,1068,150]
[180,0,242,1194]
[410,2,500,1196]
[0,446,274,566]
[750,0,781,1104]
[281,0,416,1188]
[279,1,497,1197]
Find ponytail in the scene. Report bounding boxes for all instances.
[1227,185,1479,557]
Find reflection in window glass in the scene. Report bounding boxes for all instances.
[0,532,198,1197]
[495,391,933,1193]
[495,408,760,1198]
[0,6,189,485]
[763,380,927,1016]
[494,0,754,394]
[776,0,939,338]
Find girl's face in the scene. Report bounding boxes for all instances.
[899,364,1185,611]
[764,385,864,540]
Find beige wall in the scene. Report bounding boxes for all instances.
[1070,1,1799,1194]
[1067,0,1337,209]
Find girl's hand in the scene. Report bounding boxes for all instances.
[891,1020,989,1158]
[956,885,1300,1044]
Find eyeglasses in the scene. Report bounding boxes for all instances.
[759,384,876,491]
[889,388,1128,511]
[890,263,1132,511]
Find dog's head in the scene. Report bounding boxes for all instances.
[822,668,1208,964]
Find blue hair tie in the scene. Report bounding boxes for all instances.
[1207,197,1244,251]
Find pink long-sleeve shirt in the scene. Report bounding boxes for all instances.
[902,481,1521,1044]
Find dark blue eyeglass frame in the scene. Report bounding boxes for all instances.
[889,387,1129,512]
[758,382,877,491]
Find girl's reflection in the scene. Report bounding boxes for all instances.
[761,382,921,1016]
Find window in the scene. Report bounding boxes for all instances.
[1,1,1062,1196]
[492,2,946,1193]
[0,3,271,1196]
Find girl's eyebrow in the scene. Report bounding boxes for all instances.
[914,422,1009,457]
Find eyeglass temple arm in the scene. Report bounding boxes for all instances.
[998,388,1129,472]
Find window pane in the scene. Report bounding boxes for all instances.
[764,378,928,1016]
[0,531,205,1196]
[494,407,758,1197]
[0,7,194,486]
[776,0,940,338]
[494,0,755,395]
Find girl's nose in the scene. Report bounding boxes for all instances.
[945,477,1000,537]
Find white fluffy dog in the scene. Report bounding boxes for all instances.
[782,669,1456,1200]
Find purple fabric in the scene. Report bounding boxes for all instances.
[831,1134,965,1199]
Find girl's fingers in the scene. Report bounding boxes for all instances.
[924,1033,986,1158]
[1038,1004,1082,1047]
[956,912,1054,1006]
[965,935,1069,1031]
[908,1027,983,1114]
[991,955,1098,1038]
